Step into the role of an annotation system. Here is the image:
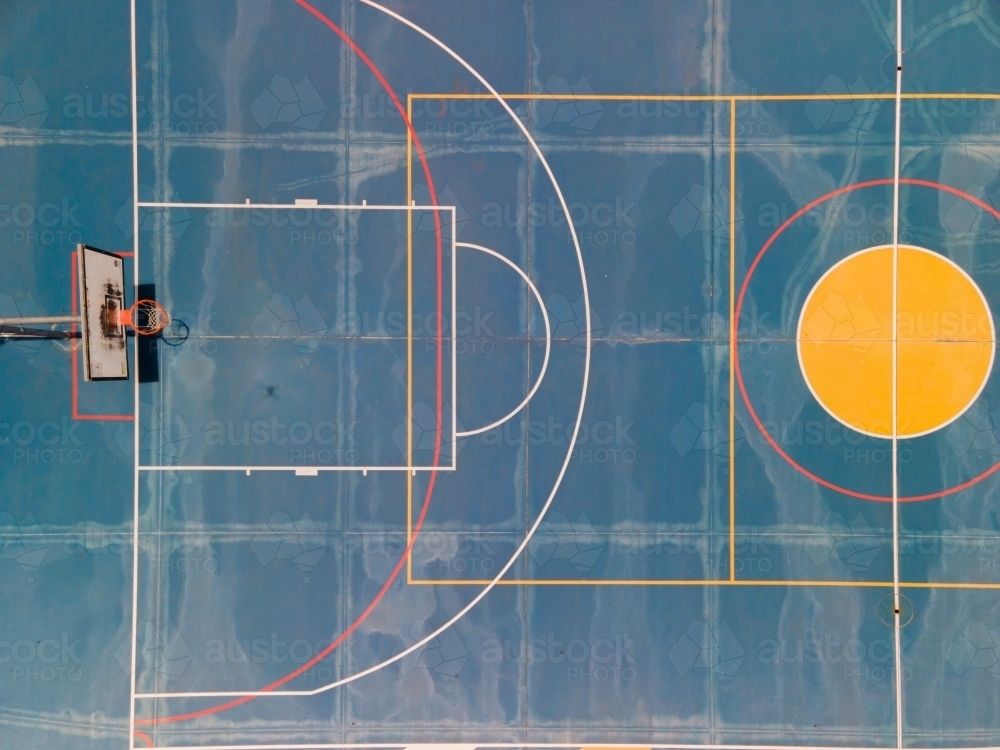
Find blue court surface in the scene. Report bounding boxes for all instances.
[4,1,1000,748]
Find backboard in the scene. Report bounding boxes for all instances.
[78,244,128,381]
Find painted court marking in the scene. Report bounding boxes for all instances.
[797,244,995,439]
[890,5,903,746]
[132,0,591,718]
[133,0,451,730]
[128,203,458,473]
[453,241,552,438]
[735,178,1000,503]
[109,1,1000,748]
[123,745,1000,750]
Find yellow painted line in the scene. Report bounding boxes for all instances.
[729,97,736,583]
[407,578,1000,589]
[408,578,894,587]
[406,94,413,583]
[409,92,1000,101]
[400,88,1000,593]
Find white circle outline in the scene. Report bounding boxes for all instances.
[795,244,996,439]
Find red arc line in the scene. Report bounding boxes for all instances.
[734,177,1000,503]
[136,0,445,728]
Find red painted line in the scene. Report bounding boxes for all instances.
[133,729,153,747]
[734,178,1000,503]
[136,0,445,726]
[70,250,135,421]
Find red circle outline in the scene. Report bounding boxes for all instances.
[734,178,1000,502]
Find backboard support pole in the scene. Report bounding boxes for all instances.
[0,315,82,326]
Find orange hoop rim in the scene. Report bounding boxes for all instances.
[120,299,169,335]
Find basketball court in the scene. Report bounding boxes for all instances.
[2,1,1000,748]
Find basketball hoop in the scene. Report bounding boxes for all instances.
[120,299,169,336]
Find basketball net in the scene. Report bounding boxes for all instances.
[120,300,169,335]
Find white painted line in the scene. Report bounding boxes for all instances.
[128,0,140,747]
[137,465,456,472]
[451,210,458,468]
[294,198,319,206]
[892,2,904,748]
[135,202,451,210]
[133,0,591,702]
[453,242,552,437]
[137,743,1000,750]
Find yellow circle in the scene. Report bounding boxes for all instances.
[797,245,995,438]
